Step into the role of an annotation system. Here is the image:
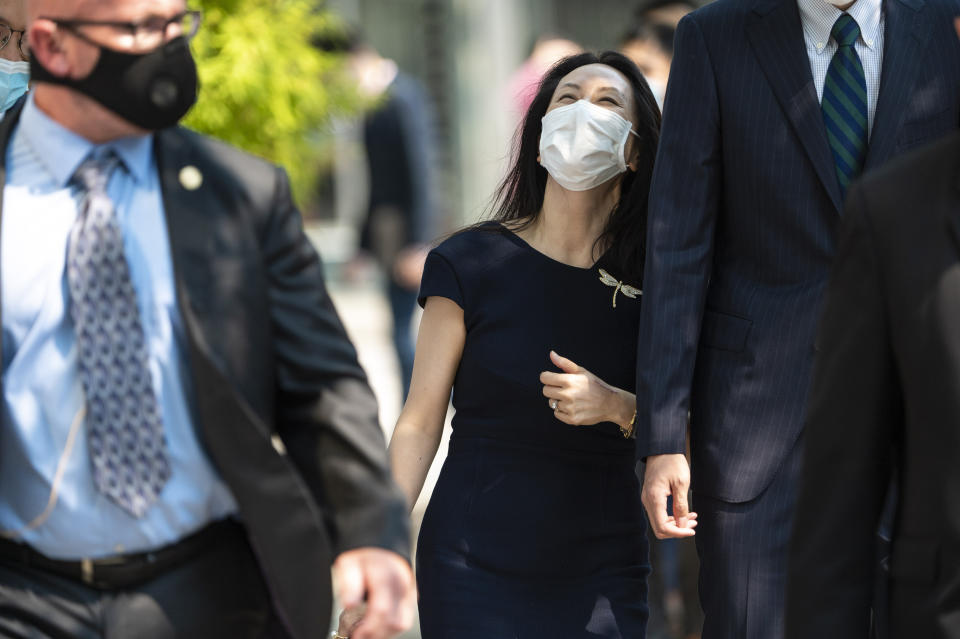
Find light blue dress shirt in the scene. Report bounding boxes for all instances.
[798,0,884,137]
[0,96,237,559]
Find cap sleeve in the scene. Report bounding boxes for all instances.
[418,250,464,309]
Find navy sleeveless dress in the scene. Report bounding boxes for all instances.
[415,223,649,638]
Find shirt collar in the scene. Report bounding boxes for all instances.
[798,0,883,54]
[18,93,155,188]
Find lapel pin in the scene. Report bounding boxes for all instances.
[178,165,203,191]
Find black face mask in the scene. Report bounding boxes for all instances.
[30,35,198,131]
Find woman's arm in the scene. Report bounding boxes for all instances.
[389,296,466,511]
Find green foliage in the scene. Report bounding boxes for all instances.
[184,0,361,205]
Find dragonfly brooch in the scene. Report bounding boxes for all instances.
[598,269,642,308]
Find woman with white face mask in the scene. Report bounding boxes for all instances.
[0,0,28,118]
[338,52,678,639]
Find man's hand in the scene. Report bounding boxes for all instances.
[641,454,698,539]
[332,548,416,639]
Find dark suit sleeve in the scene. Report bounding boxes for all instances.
[260,167,410,559]
[635,15,721,459]
[785,182,899,638]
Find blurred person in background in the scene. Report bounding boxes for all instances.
[507,33,583,119]
[387,52,669,638]
[620,22,674,109]
[0,1,415,638]
[634,0,697,28]
[635,0,960,639]
[336,31,439,401]
[0,0,28,117]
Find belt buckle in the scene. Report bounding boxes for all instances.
[80,558,94,586]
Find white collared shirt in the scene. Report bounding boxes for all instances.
[797,0,884,136]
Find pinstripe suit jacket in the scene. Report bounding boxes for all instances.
[635,0,960,503]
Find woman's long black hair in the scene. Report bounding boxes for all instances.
[490,51,661,284]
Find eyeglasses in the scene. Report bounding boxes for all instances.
[0,23,28,61]
[44,10,202,50]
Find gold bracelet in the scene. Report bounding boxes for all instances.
[620,410,637,439]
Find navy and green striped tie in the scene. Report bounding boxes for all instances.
[821,14,868,199]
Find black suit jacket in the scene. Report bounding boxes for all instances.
[787,131,960,638]
[0,103,410,639]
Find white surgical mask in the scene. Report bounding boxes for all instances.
[0,59,29,115]
[539,99,638,192]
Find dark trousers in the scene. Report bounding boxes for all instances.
[694,442,803,639]
[0,525,289,639]
[387,279,417,399]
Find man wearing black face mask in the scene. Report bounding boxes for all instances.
[0,1,416,639]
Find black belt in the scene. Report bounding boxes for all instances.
[0,518,242,590]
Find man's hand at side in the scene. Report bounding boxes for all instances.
[332,548,416,639]
[641,453,698,539]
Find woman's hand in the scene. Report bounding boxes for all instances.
[540,351,635,427]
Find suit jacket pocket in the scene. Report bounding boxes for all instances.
[890,538,939,586]
[897,108,957,152]
[700,309,752,353]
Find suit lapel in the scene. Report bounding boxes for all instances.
[864,0,929,171]
[747,0,844,213]
[154,129,223,372]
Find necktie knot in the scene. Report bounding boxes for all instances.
[71,148,121,195]
[831,14,861,48]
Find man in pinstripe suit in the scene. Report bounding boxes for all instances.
[634,0,960,636]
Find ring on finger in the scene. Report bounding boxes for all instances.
[550,399,558,411]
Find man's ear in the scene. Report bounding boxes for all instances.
[955,16,960,41]
[28,20,71,77]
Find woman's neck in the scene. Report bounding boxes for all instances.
[513,177,619,268]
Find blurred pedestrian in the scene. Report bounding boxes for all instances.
[635,1,960,639]
[634,0,696,28]
[620,22,674,109]
[0,0,28,117]
[507,34,583,118]
[786,125,960,638]
[344,35,440,400]
[0,1,414,638]
[389,52,667,638]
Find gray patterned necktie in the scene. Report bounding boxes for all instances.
[67,148,170,518]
